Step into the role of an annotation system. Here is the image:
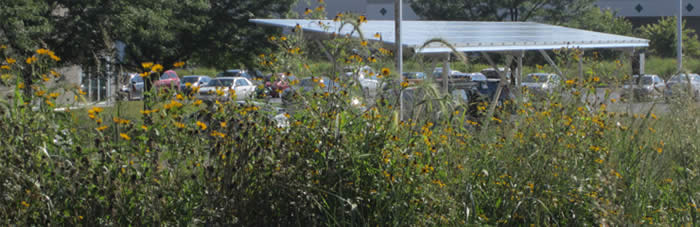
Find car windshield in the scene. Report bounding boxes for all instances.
[181,77,200,83]
[206,79,233,87]
[640,77,653,85]
[523,74,549,83]
[131,76,143,83]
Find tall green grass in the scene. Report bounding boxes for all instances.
[1,19,699,226]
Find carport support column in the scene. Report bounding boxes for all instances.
[578,50,584,81]
[640,51,646,75]
[442,53,450,94]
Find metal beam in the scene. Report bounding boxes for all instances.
[538,49,567,81]
[678,0,683,73]
[481,52,513,130]
[578,50,584,81]
[442,53,450,94]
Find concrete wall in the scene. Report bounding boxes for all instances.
[0,65,83,105]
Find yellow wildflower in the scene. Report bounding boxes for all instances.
[374,33,381,38]
[21,201,29,207]
[142,62,154,69]
[358,15,367,23]
[304,8,313,15]
[119,133,131,140]
[49,53,60,61]
[96,125,108,131]
[25,56,38,64]
[18,82,25,89]
[1,65,9,70]
[151,64,163,72]
[196,121,207,130]
[173,61,185,68]
[174,122,185,128]
[141,125,148,130]
[360,40,368,46]
[193,99,203,106]
[381,67,390,76]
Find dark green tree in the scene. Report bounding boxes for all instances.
[639,17,700,58]
[1,0,295,71]
[0,0,54,55]
[564,7,634,36]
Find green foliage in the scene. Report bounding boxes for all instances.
[639,17,700,58]
[408,0,596,22]
[0,0,53,55]
[1,0,295,71]
[565,7,634,36]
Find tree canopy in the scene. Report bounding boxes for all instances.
[0,0,295,70]
[408,0,596,22]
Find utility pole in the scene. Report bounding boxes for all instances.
[678,0,683,73]
[395,0,403,119]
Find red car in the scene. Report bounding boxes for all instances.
[154,70,180,91]
[266,73,295,98]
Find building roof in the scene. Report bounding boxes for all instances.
[250,19,649,54]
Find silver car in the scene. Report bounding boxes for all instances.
[522,73,561,96]
[664,73,700,101]
[621,74,665,101]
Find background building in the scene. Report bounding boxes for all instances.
[294,0,696,30]
[596,0,700,32]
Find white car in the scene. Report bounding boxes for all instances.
[197,77,256,101]
[345,66,383,97]
[664,73,700,101]
[522,73,561,95]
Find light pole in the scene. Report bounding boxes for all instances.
[395,0,403,120]
[678,0,683,73]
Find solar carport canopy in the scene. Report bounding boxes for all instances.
[250,19,648,53]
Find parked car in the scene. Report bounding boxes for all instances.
[620,74,665,101]
[216,69,257,81]
[125,74,144,100]
[154,70,180,91]
[270,74,296,98]
[180,75,211,95]
[522,73,562,96]
[664,73,700,101]
[196,77,256,102]
[345,66,383,97]
[432,68,461,79]
[281,76,343,106]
